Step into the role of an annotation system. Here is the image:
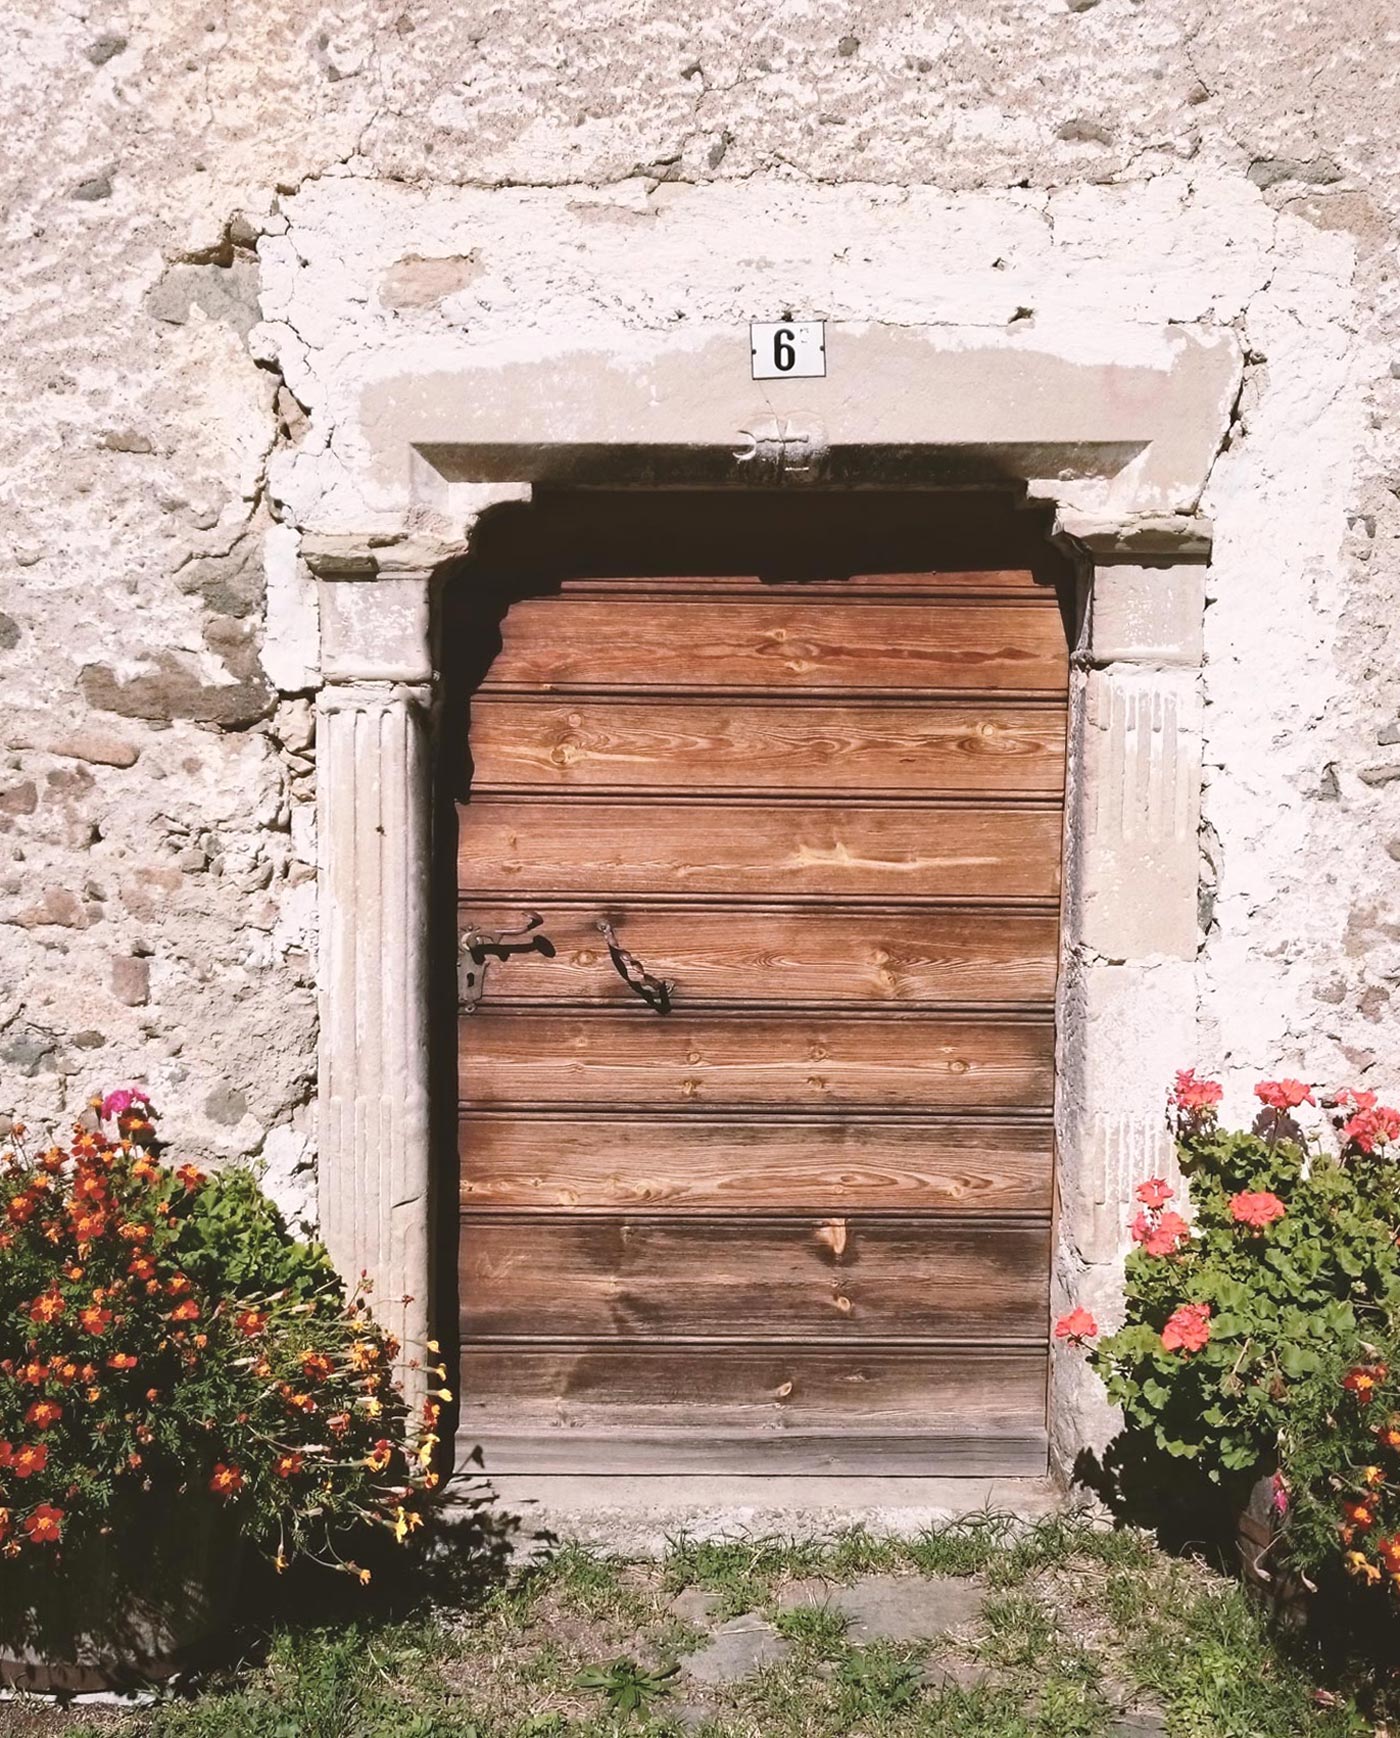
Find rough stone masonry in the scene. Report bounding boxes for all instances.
[1,4,1397,1442]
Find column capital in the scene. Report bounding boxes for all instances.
[1053,510,1213,563]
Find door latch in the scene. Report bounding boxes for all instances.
[458,911,555,1011]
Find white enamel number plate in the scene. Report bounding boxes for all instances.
[750,320,827,381]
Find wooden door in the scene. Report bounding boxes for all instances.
[454,494,1068,1476]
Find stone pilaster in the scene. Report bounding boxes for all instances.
[1050,522,1210,1477]
[306,537,458,1380]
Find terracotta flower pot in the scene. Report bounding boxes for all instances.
[1236,1467,1311,1628]
[0,1493,243,1693]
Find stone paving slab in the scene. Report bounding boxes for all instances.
[828,1573,986,1642]
[679,1613,792,1685]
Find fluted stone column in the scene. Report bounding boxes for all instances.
[306,538,454,1380]
[1050,519,1211,1476]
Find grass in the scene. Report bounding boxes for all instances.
[8,1512,1392,1737]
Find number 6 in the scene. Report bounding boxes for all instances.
[773,328,796,372]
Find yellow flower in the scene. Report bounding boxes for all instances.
[417,1433,439,1468]
[356,1566,371,1586]
[1362,1465,1384,1487]
[1345,1550,1382,1586]
[274,1551,288,1575]
[425,1339,440,1354]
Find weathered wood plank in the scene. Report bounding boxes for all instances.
[458,1011,1054,1109]
[458,1344,1049,1474]
[467,698,1066,795]
[478,599,1068,693]
[458,1114,1054,1212]
[458,1214,1051,1339]
[455,904,1060,1006]
[456,800,1064,900]
[462,1426,1050,1477]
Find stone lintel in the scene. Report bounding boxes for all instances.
[1054,510,1213,561]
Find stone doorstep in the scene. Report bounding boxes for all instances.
[482,1474,1065,1558]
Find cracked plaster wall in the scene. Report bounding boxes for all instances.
[2,1,1397,1253]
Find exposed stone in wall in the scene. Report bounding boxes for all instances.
[2,0,1396,1249]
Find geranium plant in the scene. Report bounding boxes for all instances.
[0,1091,446,1580]
[1058,1071,1400,1593]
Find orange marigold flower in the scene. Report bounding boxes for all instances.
[300,1351,333,1384]
[7,1194,37,1225]
[174,1164,206,1192]
[1379,1535,1400,1575]
[16,1361,47,1386]
[1345,1550,1382,1586]
[0,1443,11,1469]
[1229,1191,1287,1230]
[365,1439,394,1473]
[52,1361,78,1387]
[274,1452,304,1479]
[12,1443,48,1479]
[169,1299,200,1323]
[26,1289,65,1324]
[1255,1079,1313,1112]
[128,1255,156,1281]
[106,1352,138,1371]
[1161,1302,1212,1354]
[1344,1364,1388,1405]
[165,1273,193,1296]
[327,1411,352,1438]
[235,1309,267,1337]
[209,1462,244,1499]
[1343,1499,1377,1531]
[1377,1418,1400,1451]
[24,1402,61,1431]
[22,1505,63,1545]
[80,1305,113,1335]
[70,1212,108,1244]
[1053,1307,1098,1346]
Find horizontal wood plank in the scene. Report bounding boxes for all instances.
[467,697,1066,795]
[457,800,1064,900]
[463,1427,1049,1476]
[459,1114,1054,1212]
[458,1011,1054,1109]
[460,1214,1050,1340]
[456,903,1059,1007]
[478,598,1068,694]
[459,1344,1048,1475]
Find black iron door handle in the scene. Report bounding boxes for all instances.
[597,919,674,1014]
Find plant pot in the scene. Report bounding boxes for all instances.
[0,1492,244,1693]
[1236,1467,1310,1628]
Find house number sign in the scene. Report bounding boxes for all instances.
[750,319,827,380]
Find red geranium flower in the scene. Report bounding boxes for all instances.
[1229,1191,1287,1230]
[1255,1079,1313,1112]
[1161,1302,1212,1354]
[1053,1307,1098,1346]
[1135,1177,1174,1210]
[21,1505,63,1545]
[1170,1070,1223,1111]
[1342,1107,1400,1154]
[1131,1208,1191,1256]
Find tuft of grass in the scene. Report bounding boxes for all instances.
[772,1599,849,1655]
[833,1641,926,1720]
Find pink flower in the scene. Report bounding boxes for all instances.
[1271,1471,1290,1517]
[1161,1302,1212,1355]
[1135,1178,1174,1210]
[1170,1069,1223,1112]
[1053,1307,1098,1346]
[1130,1209,1191,1257]
[1335,1088,1378,1113]
[1229,1190,1286,1230]
[1254,1079,1313,1112]
[100,1087,152,1121]
[1342,1106,1400,1154]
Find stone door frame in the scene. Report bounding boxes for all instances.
[300,338,1220,1472]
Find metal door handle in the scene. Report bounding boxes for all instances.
[597,919,674,1014]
